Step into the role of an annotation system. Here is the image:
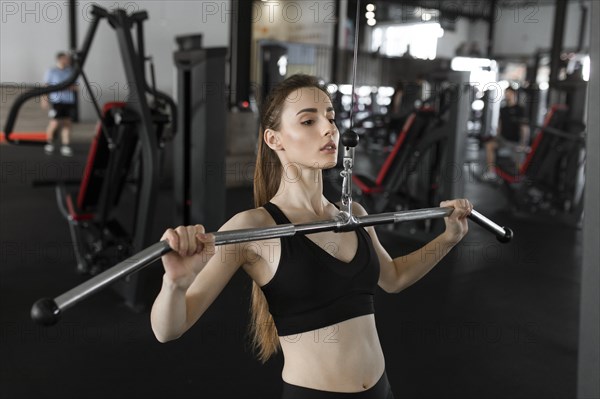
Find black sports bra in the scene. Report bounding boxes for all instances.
[259,202,380,336]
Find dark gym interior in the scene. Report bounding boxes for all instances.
[1,1,598,398]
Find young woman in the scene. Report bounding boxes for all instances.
[150,74,473,398]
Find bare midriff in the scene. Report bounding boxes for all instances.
[279,314,385,392]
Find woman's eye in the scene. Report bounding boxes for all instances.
[329,119,336,124]
[301,120,314,126]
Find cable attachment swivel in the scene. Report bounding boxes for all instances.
[337,128,360,231]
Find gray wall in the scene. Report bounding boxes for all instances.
[0,0,230,121]
[0,1,67,84]
[494,1,591,56]
[577,0,599,397]
[437,18,481,59]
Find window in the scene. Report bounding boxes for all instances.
[371,23,444,60]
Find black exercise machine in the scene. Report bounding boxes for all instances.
[352,107,438,207]
[61,101,137,275]
[3,5,177,309]
[352,80,470,238]
[352,112,396,149]
[491,104,586,226]
[173,35,228,232]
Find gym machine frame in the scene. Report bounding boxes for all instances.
[4,5,176,309]
[29,2,513,326]
[493,104,586,226]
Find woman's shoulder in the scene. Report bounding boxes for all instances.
[218,206,276,232]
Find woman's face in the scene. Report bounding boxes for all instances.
[269,87,339,170]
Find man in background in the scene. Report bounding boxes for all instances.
[41,52,76,156]
[483,86,530,180]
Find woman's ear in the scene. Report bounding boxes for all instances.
[264,129,285,151]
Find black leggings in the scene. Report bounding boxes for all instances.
[281,370,395,399]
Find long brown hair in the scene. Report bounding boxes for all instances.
[249,74,330,363]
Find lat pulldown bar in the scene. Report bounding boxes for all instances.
[31,207,512,326]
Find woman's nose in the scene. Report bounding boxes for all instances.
[322,121,335,136]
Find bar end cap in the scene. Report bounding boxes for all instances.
[497,227,514,243]
[31,298,61,326]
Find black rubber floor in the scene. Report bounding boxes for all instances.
[0,143,580,399]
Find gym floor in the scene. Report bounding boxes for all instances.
[0,96,581,398]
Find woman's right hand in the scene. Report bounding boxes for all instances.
[160,225,215,290]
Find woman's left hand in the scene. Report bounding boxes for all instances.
[440,198,473,242]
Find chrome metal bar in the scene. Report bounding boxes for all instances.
[31,205,513,326]
[468,209,511,239]
[55,241,171,311]
[213,224,297,245]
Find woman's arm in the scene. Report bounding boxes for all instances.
[385,228,462,293]
[352,199,472,294]
[150,210,265,342]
